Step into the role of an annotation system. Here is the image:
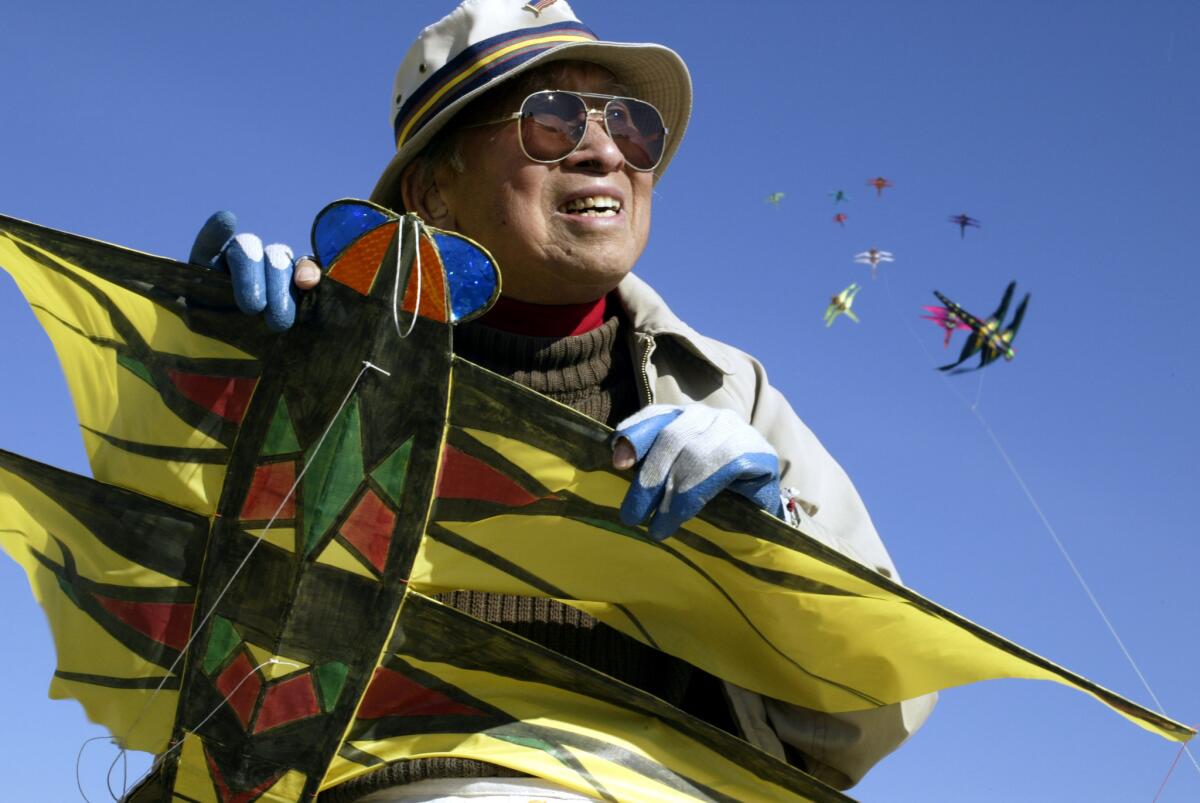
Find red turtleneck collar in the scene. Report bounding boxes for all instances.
[476,293,611,337]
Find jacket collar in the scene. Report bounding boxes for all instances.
[614,273,735,375]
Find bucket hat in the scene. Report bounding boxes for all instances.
[369,0,692,206]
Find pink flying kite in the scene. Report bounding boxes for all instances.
[921,304,973,347]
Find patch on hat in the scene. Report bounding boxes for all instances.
[522,0,558,17]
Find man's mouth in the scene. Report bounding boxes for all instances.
[559,196,622,217]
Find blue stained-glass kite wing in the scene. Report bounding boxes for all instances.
[313,201,391,267]
[433,231,500,323]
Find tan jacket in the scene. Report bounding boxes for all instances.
[616,273,936,790]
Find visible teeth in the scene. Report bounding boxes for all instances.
[562,196,622,214]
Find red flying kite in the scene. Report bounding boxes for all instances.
[866,177,893,196]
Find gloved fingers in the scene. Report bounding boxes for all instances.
[724,453,784,515]
[617,405,715,531]
[619,474,669,535]
[188,210,237,268]
[263,244,296,332]
[646,452,780,541]
[634,404,728,488]
[645,461,735,541]
[612,404,683,462]
[618,405,784,540]
[225,233,269,314]
[660,413,773,492]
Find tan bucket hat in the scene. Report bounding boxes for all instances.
[369,0,692,206]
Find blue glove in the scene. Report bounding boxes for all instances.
[189,211,297,331]
[613,404,784,541]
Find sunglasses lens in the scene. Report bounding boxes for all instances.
[604,98,666,171]
[517,91,667,171]
[519,91,587,162]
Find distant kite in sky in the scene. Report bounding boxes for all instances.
[866,177,893,196]
[949,213,982,238]
[854,248,894,278]
[765,192,785,206]
[829,190,849,204]
[834,212,848,227]
[824,282,861,326]
[934,281,1031,372]
[921,304,973,347]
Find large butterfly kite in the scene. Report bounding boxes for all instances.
[0,205,1187,802]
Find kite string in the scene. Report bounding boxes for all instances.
[878,272,1199,781]
[106,739,127,803]
[970,362,985,410]
[1152,730,1195,803]
[91,360,390,801]
[75,736,122,803]
[392,215,422,339]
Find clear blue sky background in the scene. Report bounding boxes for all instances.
[1,2,1196,800]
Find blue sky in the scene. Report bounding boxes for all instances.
[1,2,1196,800]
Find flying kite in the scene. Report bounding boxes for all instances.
[920,304,973,347]
[765,192,785,206]
[0,209,1188,802]
[829,190,849,204]
[934,281,1031,372]
[866,177,893,196]
[834,212,848,227]
[948,213,981,238]
[854,247,894,279]
[824,282,861,326]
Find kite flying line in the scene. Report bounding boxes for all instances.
[1153,730,1197,803]
[879,271,1200,782]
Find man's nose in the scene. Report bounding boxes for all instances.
[562,112,624,172]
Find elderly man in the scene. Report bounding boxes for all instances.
[191,1,933,799]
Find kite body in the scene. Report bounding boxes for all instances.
[824,283,861,326]
[766,192,786,206]
[866,177,892,196]
[948,213,981,238]
[920,304,973,347]
[0,209,1187,803]
[854,248,894,279]
[934,281,1030,372]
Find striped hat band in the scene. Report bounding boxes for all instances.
[393,21,598,149]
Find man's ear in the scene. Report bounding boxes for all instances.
[399,161,454,228]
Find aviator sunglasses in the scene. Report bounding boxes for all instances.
[464,90,669,172]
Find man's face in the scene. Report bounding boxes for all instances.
[434,63,654,304]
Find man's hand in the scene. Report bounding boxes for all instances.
[612,404,784,541]
[188,211,322,331]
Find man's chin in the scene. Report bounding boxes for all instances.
[516,262,632,304]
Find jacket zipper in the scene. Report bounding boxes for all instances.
[635,334,656,406]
